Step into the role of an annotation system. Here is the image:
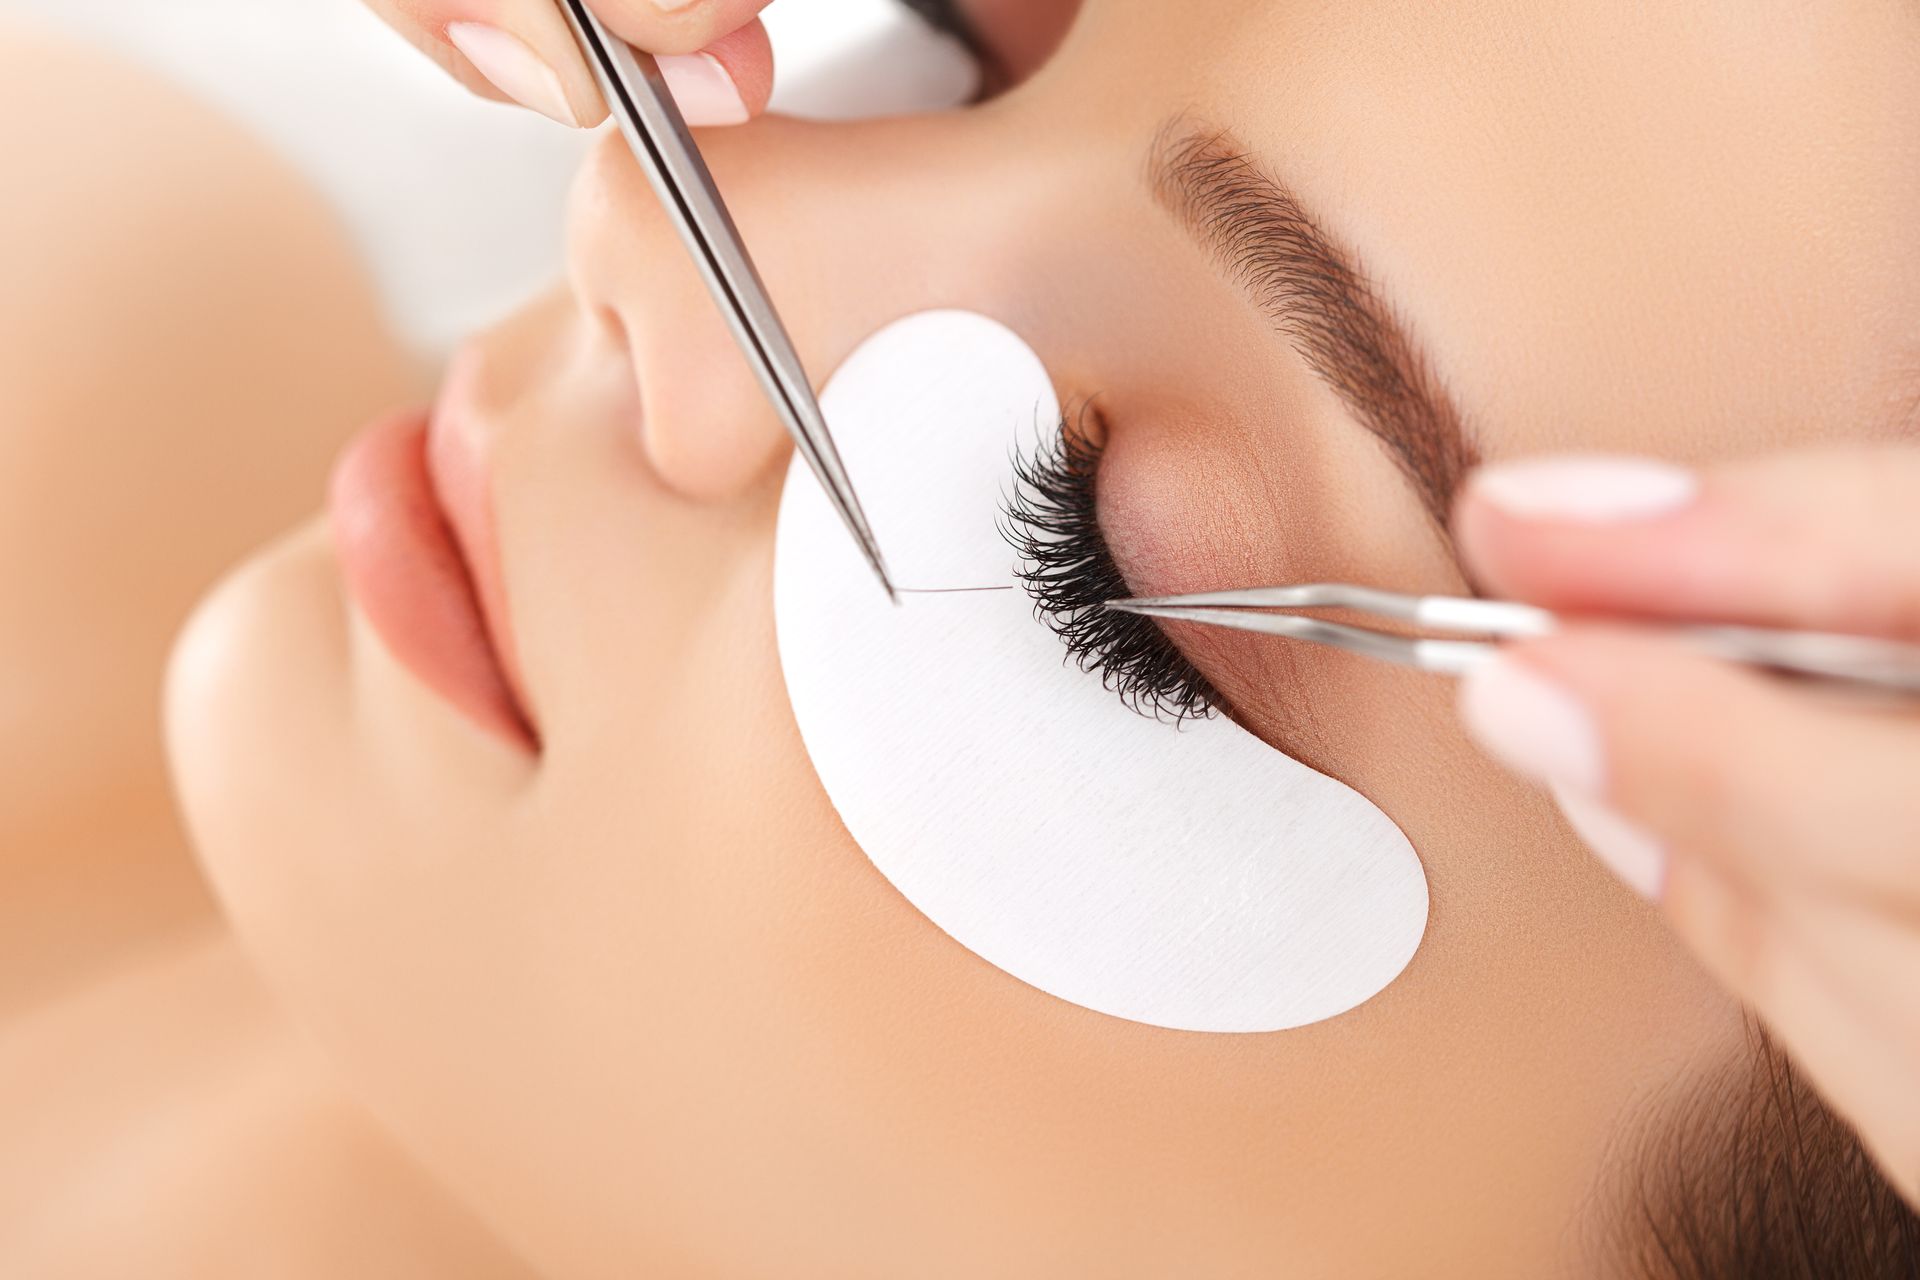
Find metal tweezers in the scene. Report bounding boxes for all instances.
[1109,584,1920,698]
[558,1,894,598]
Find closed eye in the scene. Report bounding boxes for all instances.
[999,407,1220,724]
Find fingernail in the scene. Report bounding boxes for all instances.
[653,0,701,11]
[1552,784,1668,901]
[658,53,749,126]
[1472,455,1698,523]
[447,22,582,127]
[1458,654,1606,794]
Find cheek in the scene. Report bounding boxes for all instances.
[776,309,1428,1034]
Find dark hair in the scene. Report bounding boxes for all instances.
[1614,1019,1920,1277]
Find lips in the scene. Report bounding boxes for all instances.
[328,388,538,752]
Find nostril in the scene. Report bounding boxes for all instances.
[568,280,626,347]
[561,119,806,505]
[634,351,795,503]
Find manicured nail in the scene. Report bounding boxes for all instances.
[1472,455,1698,523]
[1458,654,1605,795]
[658,53,749,126]
[447,23,582,127]
[1552,785,1668,901]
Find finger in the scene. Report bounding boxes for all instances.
[1755,944,1920,1209]
[589,0,778,57]
[660,20,775,126]
[1665,849,1920,1101]
[1785,902,1920,1080]
[1458,629,1920,907]
[362,0,601,125]
[364,1,773,128]
[1454,446,1920,639]
[1669,860,1920,1206]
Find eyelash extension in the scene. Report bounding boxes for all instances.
[1000,409,1220,725]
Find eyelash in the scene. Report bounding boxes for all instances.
[1000,408,1220,724]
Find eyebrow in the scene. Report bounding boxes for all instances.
[1147,121,1478,529]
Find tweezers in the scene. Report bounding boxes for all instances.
[1108,584,1920,698]
[558,1,895,598]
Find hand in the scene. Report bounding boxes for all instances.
[363,0,776,129]
[1451,446,1920,1207]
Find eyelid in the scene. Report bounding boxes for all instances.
[1149,122,1476,531]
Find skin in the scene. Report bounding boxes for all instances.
[0,25,409,1016]
[360,0,780,129]
[158,1,1920,1278]
[362,0,1066,127]
[1456,451,1920,1207]
[0,25,533,1275]
[388,12,1920,1218]
[0,0,1908,1275]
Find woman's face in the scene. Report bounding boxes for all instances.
[168,0,1920,1273]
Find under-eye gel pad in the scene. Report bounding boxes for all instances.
[775,310,1427,1033]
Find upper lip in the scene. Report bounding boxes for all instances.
[427,345,539,744]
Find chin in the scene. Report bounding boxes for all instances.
[165,515,532,988]
[164,520,352,916]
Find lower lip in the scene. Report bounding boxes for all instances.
[327,411,537,752]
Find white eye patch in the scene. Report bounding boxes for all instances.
[776,311,1427,1033]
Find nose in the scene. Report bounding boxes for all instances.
[564,114,1024,503]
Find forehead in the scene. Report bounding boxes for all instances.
[1098,0,1920,456]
